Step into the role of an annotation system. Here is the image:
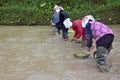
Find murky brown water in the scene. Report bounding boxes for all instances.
[0,25,120,80]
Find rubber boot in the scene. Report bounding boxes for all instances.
[95,46,113,72]
[108,45,113,54]
[52,27,58,35]
[62,32,68,41]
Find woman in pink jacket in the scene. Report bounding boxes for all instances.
[82,15,114,72]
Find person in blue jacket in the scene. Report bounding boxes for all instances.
[54,5,70,40]
[51,8,61,35]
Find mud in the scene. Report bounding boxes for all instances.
[0,25,120,80]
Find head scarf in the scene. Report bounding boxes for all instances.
[63,18,72,28]
[54,5,64,13]
[82,15,95,28]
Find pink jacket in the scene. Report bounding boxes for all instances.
[90,21,114,41]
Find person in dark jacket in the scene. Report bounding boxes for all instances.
[54,5,70,40]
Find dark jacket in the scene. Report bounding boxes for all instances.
[59,10,69,25]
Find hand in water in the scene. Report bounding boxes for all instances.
[71,37,76,42]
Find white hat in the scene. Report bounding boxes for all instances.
[63,18,72,28]
[54,5,61,13]
[82,15,95,28]
[54,5,58,10]
[59,6,64,10]
[54,5,64,10]
[82,18,89,28]
[86,15,95,21]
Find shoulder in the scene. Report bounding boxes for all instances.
[73,19,81,22]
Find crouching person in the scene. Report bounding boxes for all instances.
[82,15,114,72]
[51,6,61,35]
[71,19,86,46]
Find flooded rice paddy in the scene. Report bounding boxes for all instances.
[0,25,120,80]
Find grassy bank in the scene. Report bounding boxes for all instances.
[0,0,120,25]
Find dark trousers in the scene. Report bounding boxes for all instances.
[57,23,68,39]
[96,34,114,49]
[95,34,114,65]
[61,24,68,39]
[55,23,61,30]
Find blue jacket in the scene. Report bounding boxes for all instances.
[51,13,59,24]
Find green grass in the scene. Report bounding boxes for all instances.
[0,0,120,25]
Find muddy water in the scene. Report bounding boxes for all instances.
[0,25,120,80]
